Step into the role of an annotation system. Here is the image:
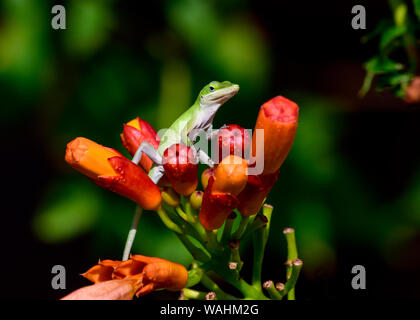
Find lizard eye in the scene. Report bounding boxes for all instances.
[209,86,215,92]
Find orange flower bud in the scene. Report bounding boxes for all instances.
[80,255,188,298]
[61,278,139,300]
[162,144,198,196]
[65,137,161,211]
[252,96,298,174]
[65,137,120,180]
[120,117,160,172]
[212,155,248,195]
[237,170,279,216]
[201,167,215,190]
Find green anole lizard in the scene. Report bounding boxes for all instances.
[132,80,240,183]
[123,81,239,260]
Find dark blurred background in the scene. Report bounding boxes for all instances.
[1,0,419,300]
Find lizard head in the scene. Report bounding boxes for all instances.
[199,81,240,107]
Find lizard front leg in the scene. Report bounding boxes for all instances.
[132,141,163,166]
[198,148,215,167]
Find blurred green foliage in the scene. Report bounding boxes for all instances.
[360,0,419,98]
[0,0,419,287]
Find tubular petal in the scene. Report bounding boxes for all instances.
[96,156,162,211]
[237,170,279,216]
[143,261,188,292]
[61,279,138,300]
[199,177,239,230]
[252,96,298,174]
[65,137,120,179]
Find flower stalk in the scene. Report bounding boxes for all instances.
[283,228,299,300]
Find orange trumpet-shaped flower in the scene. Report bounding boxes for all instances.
[120,117,160,172]
[79,255,188,298]
[252,96,299,175]
[65,137,161,211]
[61,278,139,300]
[199,156,248,230]
[162,144,198,196]
[237,170,279,216]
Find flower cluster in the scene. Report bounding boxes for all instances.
[63,95,301,300]
[62,255,188,300]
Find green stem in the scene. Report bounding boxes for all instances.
[182,288,207,300]
[262,204,273,246]
[221,212,237,244]
[279,259,303,300]
[233,215,250,239]
[230,246,243,271]
[389,0,417,71]
[176,233,211,262]
[206,229,219,252]
[226,277,269,300]
[175,205,208,244]
[284,228,298,300]
[263,281,283,300]
[251,226,266,292]
[184,196,195,218]
[242,214,267,239]
[176,206,195,223]
[200,274,238,300]
[156,206,183,234]
[167,206,207,245]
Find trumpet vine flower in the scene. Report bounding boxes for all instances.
[63,93,302,301]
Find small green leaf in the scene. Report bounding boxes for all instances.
[379,25,407,51]
[364,56,404,73]
[394,3,408,26]
[361,19,392,44]
[413,0,420,21]
[359,70,375,97]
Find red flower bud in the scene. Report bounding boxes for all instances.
[162,144,198,196]
[252,96,298,174]
[199,177,239,230]
[215,124,251,163]
[199,156,248,230]
[120,117,160,172]
[65,137,161,211]
[237,170,279,216]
